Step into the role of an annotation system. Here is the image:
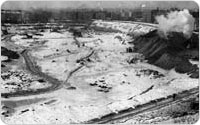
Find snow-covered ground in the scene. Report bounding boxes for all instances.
[91,20,156,34]
[2,21,198,124]
[11,31,73,47]
[1,56,8,61]
[1,70,51,93]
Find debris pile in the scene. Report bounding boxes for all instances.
[1,70,49,94]
[89,78,112,93]
[139,69,165,79]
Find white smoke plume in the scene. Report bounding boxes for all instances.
[156,9,195,39]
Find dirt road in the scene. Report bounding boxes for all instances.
[2,49,63,98]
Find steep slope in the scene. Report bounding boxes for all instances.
[132,30,199,78]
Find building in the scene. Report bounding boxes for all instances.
[151,8,168,23]
[1,10,23,24]
[190,10,199,31]
[94,11,106,20]
[142,9,152,23]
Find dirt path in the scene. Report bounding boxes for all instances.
[2,34,99,98]
[1,49,63,98]
[1,35,83,98]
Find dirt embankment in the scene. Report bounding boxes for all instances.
[132,30,199,78]
[1,47,20,62]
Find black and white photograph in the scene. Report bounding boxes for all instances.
[1,0,199,124]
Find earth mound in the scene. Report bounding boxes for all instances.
[132,30,199,78]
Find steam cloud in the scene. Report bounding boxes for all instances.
[156,9,195,39]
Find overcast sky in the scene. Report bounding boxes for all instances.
[2,1,199,10]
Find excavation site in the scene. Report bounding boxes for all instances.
[1,1,199,124]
